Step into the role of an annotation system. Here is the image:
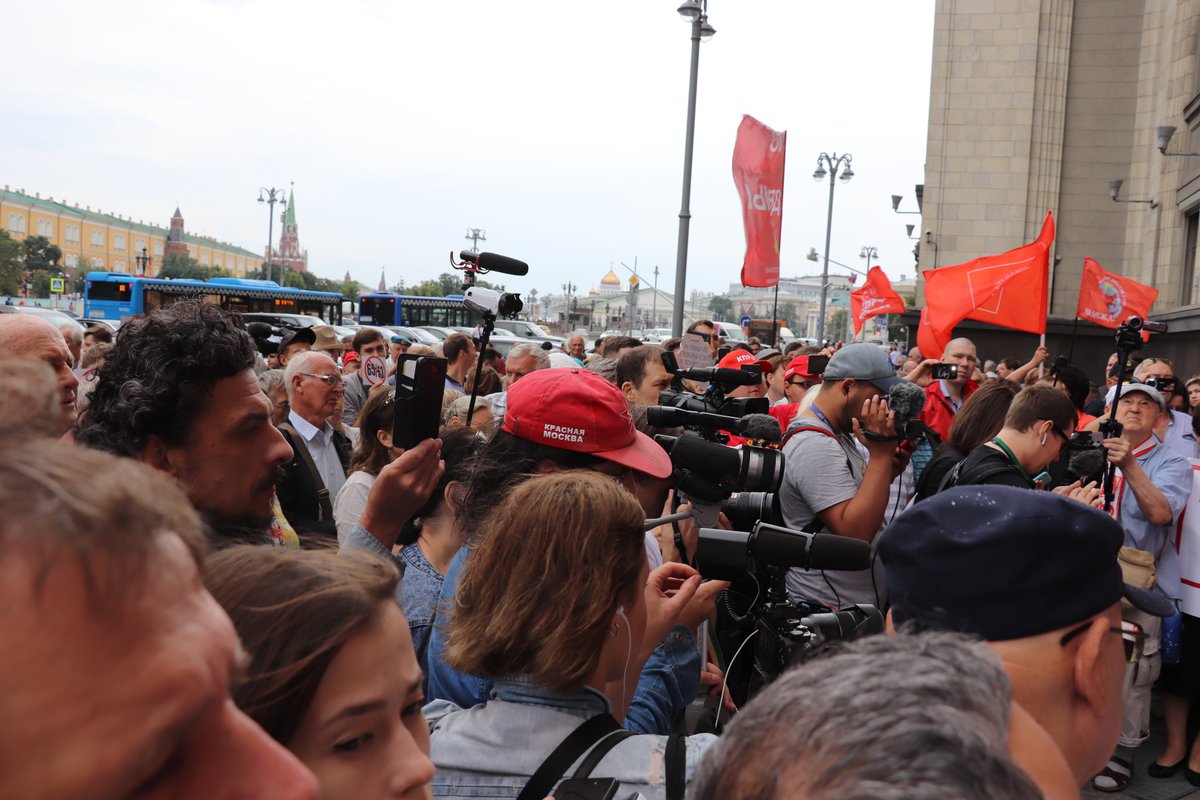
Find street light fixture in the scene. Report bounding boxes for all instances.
[671,0,715,338]
[258,187,288,282]
[1107,178,1157,208]
[813,152,853,344]
[1155,125,1200,156]
[134,246,151,277]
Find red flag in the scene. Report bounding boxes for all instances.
[1075,257,1157,329]
[851,266,906,333]
[732,115,786,287]
[917,212,1054,359]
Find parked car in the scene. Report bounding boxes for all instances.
[0,305,85,332]
[642,328,673,344]
[713,321,748,342]
[493,319,565,347]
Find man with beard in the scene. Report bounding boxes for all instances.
[76,300,441,547]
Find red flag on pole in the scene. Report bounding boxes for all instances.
[1075,257,1158,329]
[917,212,1055,359]
[851,266,906,333]
[732,115,786,288]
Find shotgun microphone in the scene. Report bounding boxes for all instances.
[459,251,529,276]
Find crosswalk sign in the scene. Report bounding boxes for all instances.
[50,278,65,294]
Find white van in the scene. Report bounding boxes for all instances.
[713,321,747,342]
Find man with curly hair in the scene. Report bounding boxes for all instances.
[75,300,296,542]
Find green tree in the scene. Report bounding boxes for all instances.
[708,294,733,322]
[22,236,62,271]
[828,309,849,342]
[159,252,212,280]
[0,230,23,295]
[407,271,501,296]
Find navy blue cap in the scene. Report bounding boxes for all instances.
[878,485,1174,641]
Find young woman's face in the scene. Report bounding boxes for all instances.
[287,602,434,800]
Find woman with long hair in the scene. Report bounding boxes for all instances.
[206,547,434,800]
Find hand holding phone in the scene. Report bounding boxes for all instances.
[930,363,959,380]
[393,355,448,450]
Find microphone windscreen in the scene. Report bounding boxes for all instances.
[740,413,782,443]
[807,533,873,571]
[475,252,529,276]
[1068,446,1107,480]
[888,380,927,429]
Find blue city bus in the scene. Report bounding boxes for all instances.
[84,272,344,324]
[357,292,482,327]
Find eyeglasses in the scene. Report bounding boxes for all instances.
[691,332,712,343]
[1048,425,1071,449]
[299,372,342,387]
[1060,619,1145,664]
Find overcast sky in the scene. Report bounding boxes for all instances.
[4,0,934,301]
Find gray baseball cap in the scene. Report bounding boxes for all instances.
[1110,382,1165,410]
[823,343,902,392]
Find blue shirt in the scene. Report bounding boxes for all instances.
[1113,435,1192,600]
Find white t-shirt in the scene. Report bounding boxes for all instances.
[333,470,376,545]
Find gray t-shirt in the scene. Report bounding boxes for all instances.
[779,414,885,608]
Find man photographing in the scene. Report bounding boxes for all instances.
[779,343,913,607]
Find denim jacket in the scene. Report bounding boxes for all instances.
[426,677,716,800]
[340,524,444,680]
[425,546,702,735]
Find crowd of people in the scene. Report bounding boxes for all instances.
[0,302,1196,799]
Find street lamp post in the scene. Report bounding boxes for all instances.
[671,0,716,338]
[562,282,576,331]
[258,187,288,283]
[856,245,877,342]
[135,246,151,277]
[813,153,853,344]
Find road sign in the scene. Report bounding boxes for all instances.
[739,314,752,328]
[50,278,65,294]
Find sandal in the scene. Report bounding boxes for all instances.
[1093,755,1133,793]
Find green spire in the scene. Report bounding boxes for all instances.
[284,186,297,227]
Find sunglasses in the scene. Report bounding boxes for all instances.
[1060,618,1145,664]
[691,332,712,343]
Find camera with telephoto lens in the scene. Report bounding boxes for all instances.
[695,521,882,705]
[657,350,770,420]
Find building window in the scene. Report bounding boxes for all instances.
[213,256,222,269]
[114,234,126,252]
[36,219,53,237]
[90,229,104,248]
[91,257,103,268]
[199,253,209,265]
[65,254,78,268]
[114,260,126,271]
[153,242,164,256]
[65,224,80,244]
[6,213,26,234]
[135,237,146,251]
[1185,209,1199,306]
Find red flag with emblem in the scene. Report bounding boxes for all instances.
[733,115,786,288]
[917,212,1054,359]
[1075,257,1157,329]
[851,266,906,333]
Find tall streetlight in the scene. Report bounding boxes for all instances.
[258,187,288,282]
[671,0,716,337]
[134,246,151,277]
[813,152,853,343]
[857,246,878,342]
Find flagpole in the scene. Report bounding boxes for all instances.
[1067,317,1079,363]
[771,282,780,347]
[1038,333,1046,379]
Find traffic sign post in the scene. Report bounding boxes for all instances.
[739,314,752,329]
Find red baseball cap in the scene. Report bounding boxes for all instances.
[344,350,360,364]
[717,349,772,377]
[502,368,673,479]
[784,356,821,381]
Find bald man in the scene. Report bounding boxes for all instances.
[0,315,79,433]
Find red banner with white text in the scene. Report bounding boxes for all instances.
[1076,257,1157,329]
[851,267,907,333]
[733,115,786,288]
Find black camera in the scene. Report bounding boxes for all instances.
[696,522,881,704]
[929,363,958,380]
[653,432,784,527]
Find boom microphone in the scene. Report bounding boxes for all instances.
[675,366,761,387]
[740,413,782,444]
[1068,446,1108,482]
[887,380,926,434]
[696,524,872,582]
[459,251,530,276]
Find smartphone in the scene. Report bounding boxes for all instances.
[661,350,680,374]
[554,779,619,800]
[930,363,959,380]
[393,355,448,450]
[716,345,732,361]
[805,355,830,375]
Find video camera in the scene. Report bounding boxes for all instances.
[658,351,770,420]
[696,522,882,703]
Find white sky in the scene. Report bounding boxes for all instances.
[3,0,934,301]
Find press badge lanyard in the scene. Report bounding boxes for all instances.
[989,437,1036,486]
[810,403,833,428]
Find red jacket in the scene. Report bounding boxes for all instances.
[919,380,979,441]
